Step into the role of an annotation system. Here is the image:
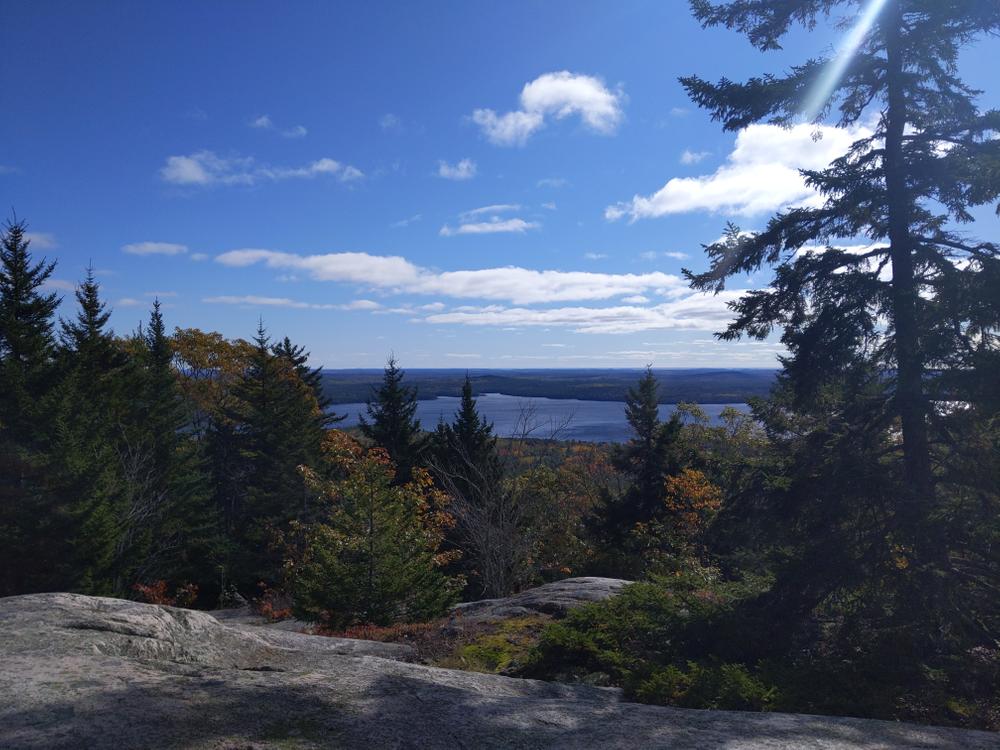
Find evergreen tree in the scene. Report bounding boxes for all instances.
[129,301,216,593]
[0,218,60,440]
[594,367,683,545]
[54,267,134,593]
[678,0,1000,681]
[287,448,458,628]
[680,0,1000,556]
[220,321,327,590]
[359,355,425,482]
[432,374,500,495]
[0,218,61,595]
[272,335,344,425]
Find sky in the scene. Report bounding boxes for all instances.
[2,1,997,369]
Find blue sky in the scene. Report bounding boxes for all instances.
[2,1,997,369]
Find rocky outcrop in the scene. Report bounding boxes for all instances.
[1,591,996,749]
[451,576,630,621]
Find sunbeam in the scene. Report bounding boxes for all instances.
[803,0,890,120]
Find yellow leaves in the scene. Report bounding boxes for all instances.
[663,468,723,539]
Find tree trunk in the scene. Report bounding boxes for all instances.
[882,0,933,538]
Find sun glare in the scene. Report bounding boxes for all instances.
[804,0,890,120]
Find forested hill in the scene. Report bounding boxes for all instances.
[319,368,777,404]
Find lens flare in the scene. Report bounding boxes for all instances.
[804,0,890,120]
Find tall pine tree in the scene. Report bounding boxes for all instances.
[359,355,425,483]
[594,367,683,543]
[681,0,1000,554]
[0,218,62,595]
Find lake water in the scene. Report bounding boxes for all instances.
[334,393,748,443]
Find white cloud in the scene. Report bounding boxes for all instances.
[537,177,567,188]
[379,113,402,132]
[437,158,477,180]
[339,165,364,182]
[250,114,306,138]
[606,122,872,221]
[117,297,144,307]
[541,202,557,210]
[460,204,522,220]
[214,248,689,304]
[680,149,711,165]
[472,109,545,147]
[641,250,690,261]
[392,214,422,228]
[621,295,649,304]
[122,241,188,256]
[440,218,539,236]
[341,299,382,311]
[472,71,624,146]
[160,151,362,186]
[424,292,746,334]
[25,232,58,249]
[42,278,75,292]
[203,294,343,310]
[670,107,690,117]
[584,252,608,260]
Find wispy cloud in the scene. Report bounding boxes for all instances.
[537,177,568,188]
[680,149,711,165]
[607,123,871,221]
[459,204,522,220]
[440,217,539,237]
[424,292,746,334]
[379,113,402,132]
[392,214,422,228]
[25,232,58,249]
[215,248,689,304]
[42,278,75,292]
[472,71,625,146]
[122,242,187,255]
[117,297,144,307]
[250,114,307,138]
[160,151,361,186]
[584,252,608,260]
[122,241,188,256]
[437,158,477,180]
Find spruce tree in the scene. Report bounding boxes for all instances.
[288,451,458,627]
[359,355,425,482]
[678,0,1000,671]
[680,0,1000,553]
[272,335,344,424]
[131,301,215,592]
[0,218,60,440]
[433,375,500,493]
[596,367,683,543]
[55,267,133,593]
[0,218,61,595]
[221,321,327,590]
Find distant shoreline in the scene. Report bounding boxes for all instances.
[321,368,777,406]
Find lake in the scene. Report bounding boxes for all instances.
[334,393,748,443]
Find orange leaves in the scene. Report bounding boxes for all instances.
[663,468,723,540]
[132,580,199,608]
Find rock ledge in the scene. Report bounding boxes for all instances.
[0,591,995,749]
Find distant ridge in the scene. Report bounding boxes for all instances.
[320,368,777,405]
